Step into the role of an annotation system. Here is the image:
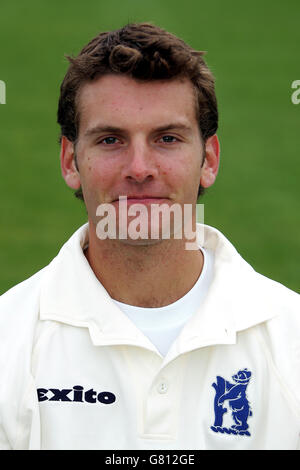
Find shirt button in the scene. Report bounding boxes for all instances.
[157,381,168,394]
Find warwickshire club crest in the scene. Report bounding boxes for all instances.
[211,369,253,436]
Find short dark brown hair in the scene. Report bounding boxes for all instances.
[57,22,218,199]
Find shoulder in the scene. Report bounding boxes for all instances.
[0,267,47,334]
[205,222,300,362]
[0,224,89,343]
[202,222,300,322]
[253,270,300,319]
[250,273,300,411]
[240,260,300,340]
[0,268,50,379]
[259,271,300,341]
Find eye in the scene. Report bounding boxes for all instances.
[99,136,120,145]
[159,135,179,144]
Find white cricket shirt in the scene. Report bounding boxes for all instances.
[0,223,299,450]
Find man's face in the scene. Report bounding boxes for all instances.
[62,74,219,243]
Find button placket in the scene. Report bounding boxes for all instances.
[157,379,169,394]
[142,356,188,438]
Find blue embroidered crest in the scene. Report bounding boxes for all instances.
[211,369,253,436]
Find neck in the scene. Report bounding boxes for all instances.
[85,221,203,308]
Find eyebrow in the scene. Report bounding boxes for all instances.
[84,126,123,138]
[83,122,193,139]
[153,123,193,133]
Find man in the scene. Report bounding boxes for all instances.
[0,23,299,450]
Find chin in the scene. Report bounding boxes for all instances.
[117,237,165,247]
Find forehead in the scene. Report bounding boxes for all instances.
[77,74,199,135]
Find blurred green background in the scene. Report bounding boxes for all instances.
[0,0,299,294]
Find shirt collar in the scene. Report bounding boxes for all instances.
[39,224,156,351]
[39,223,280,355]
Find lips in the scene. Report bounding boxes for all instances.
[112,196,169,203]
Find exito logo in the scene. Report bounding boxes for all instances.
[0,80,6,104]
[291,80,300,104]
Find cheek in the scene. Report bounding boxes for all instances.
[82,157,117,193]
[163,157,201,193]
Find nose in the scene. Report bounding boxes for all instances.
[123,140,158,184]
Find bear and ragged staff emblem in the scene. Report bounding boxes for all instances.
[211,368,253,436]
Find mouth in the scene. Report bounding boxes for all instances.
[112,196,170,205]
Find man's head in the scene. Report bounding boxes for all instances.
[57,22,218,201]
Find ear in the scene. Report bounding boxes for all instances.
[60,136,81,190]
[200,134,220,188]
